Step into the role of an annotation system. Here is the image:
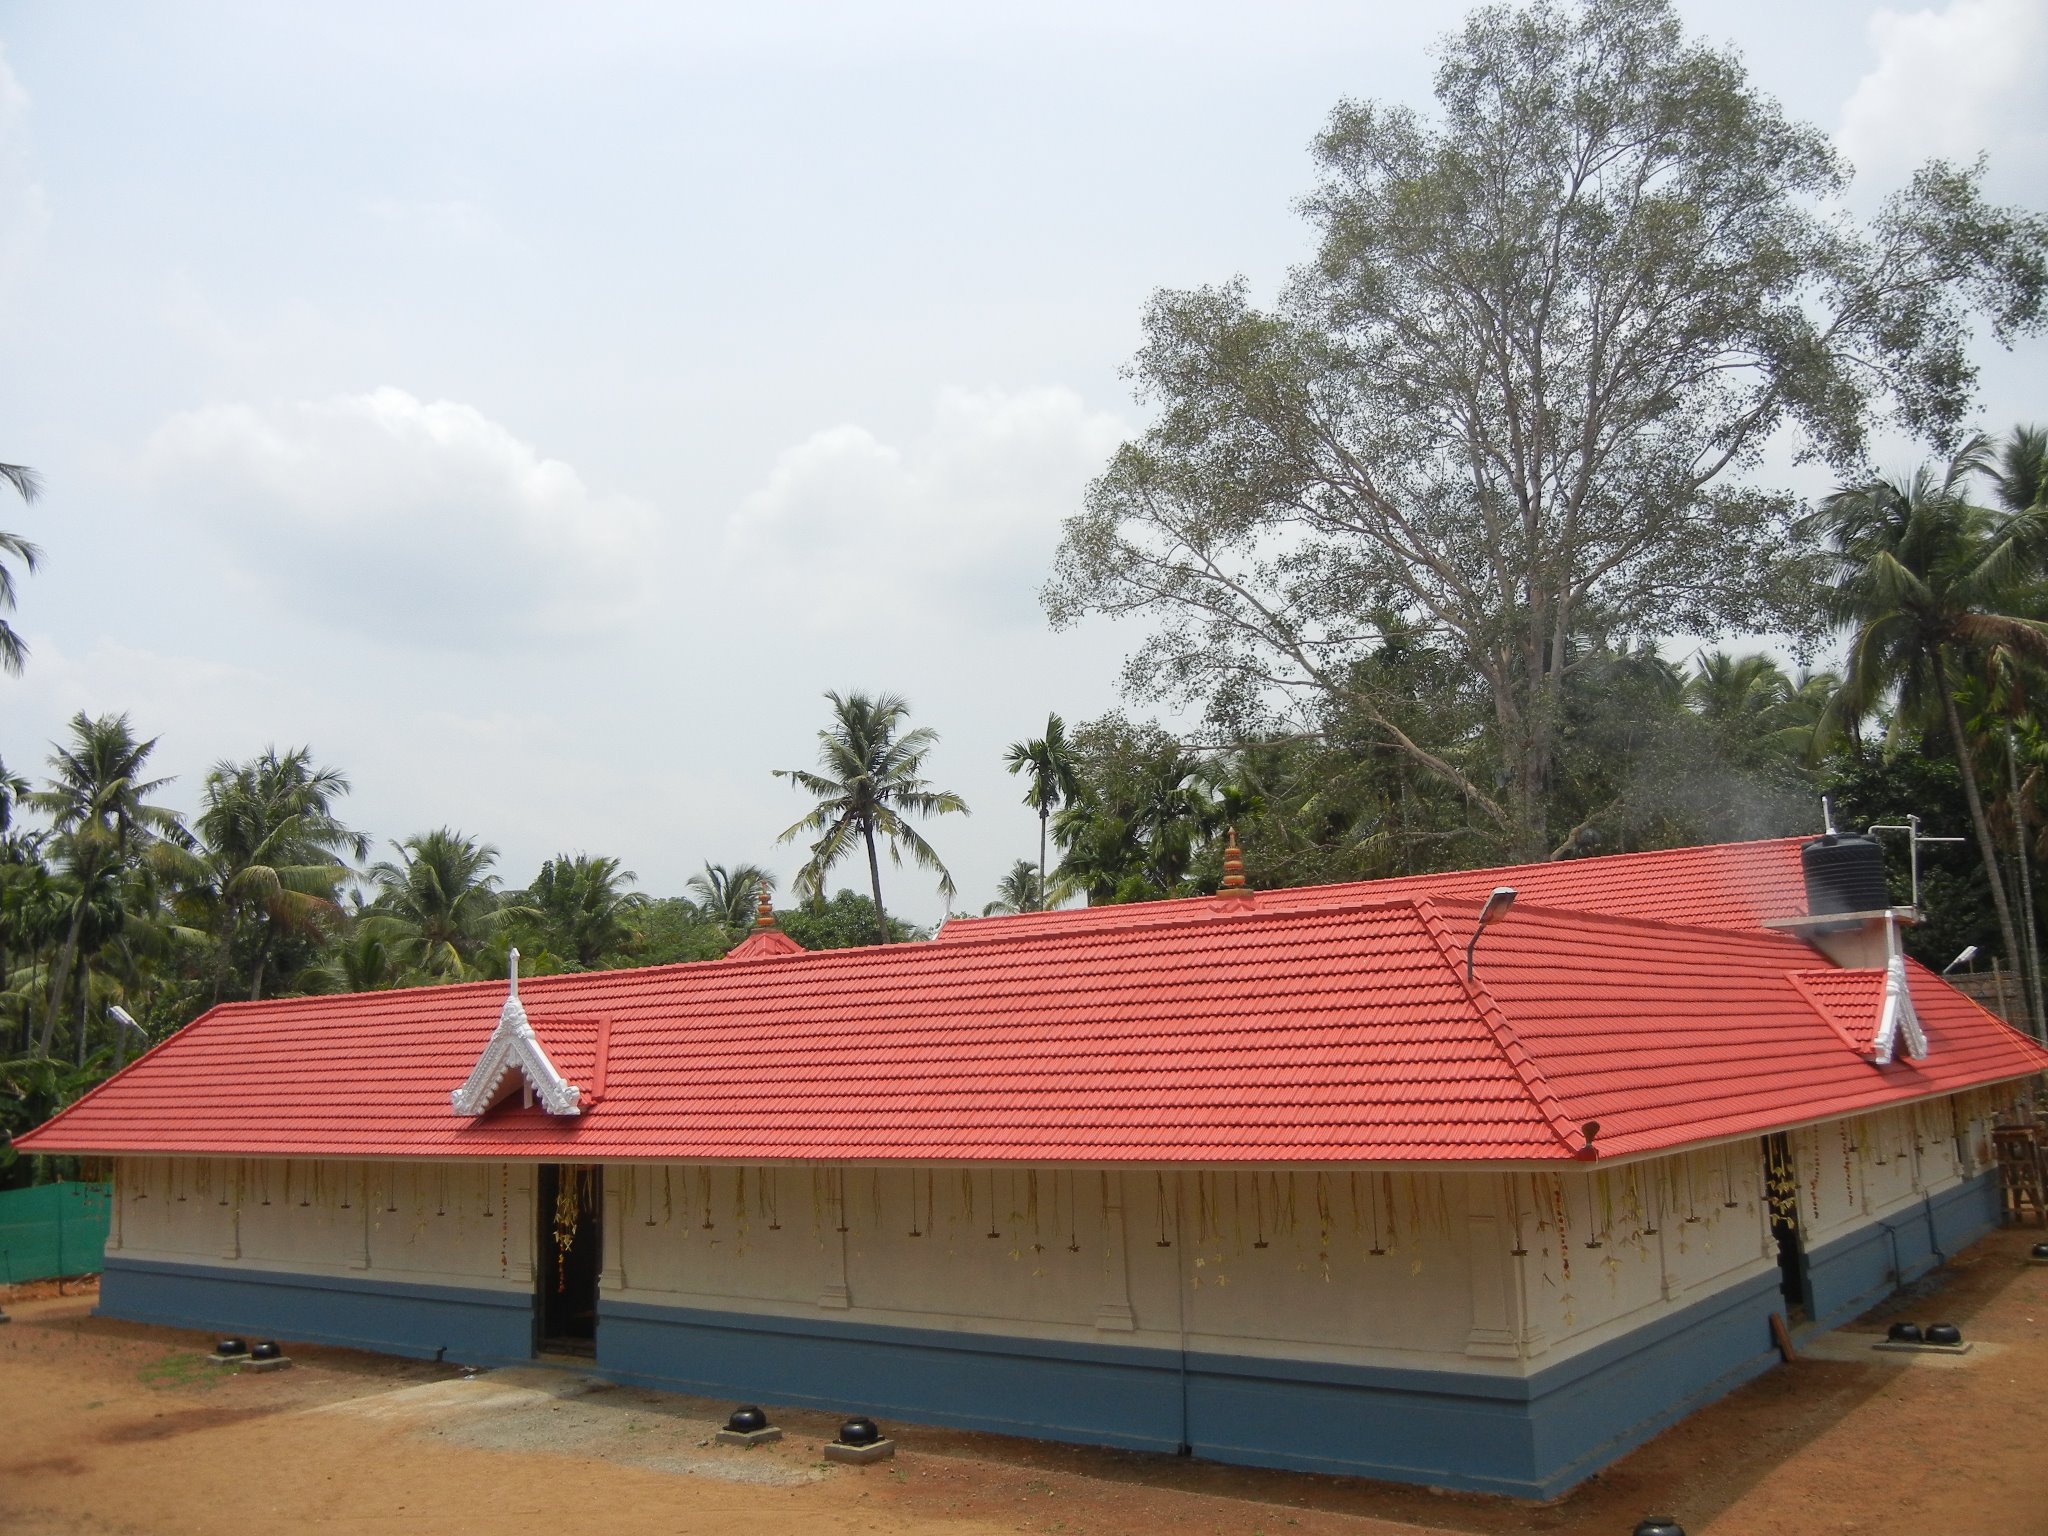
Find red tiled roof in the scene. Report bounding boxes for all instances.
[1788,970,1888,1053]
[935,836,1813,942]
[1461,907,2045,1158]
[19,837,2047,1167]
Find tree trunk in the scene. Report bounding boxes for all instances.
[1038,808,1049,910]
[1941,677,2029,1033]
[862,822,889,944]
[2006,725,2045,1034]
[34,902,87,1057]
[250,921,273,1003]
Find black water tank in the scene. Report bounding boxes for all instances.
[1801,834,1889,915]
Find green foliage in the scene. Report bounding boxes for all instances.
[1800,440,2048,1004]
[1050,716,1226,904]
[779,890,926,950]
[685,862,777,940]
[982,860,1045,915]
[189,746,365,1002]
[364,828,522,982]
[0,460,42,677]
[510,853,644,970]
[621,897,735,965]
[0,1050,110,1188]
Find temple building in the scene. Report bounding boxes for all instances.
[19,832,2046,1497]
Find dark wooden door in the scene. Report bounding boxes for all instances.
[536,1164,602,1354]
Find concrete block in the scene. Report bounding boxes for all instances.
[1871,1339,1971,1355]
[823,1438,896,1464]
[240,1355,294,1372]
[714,1426,784,1447]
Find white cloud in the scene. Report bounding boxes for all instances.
[1839,0,2048,181]
[142,388,660,647]
[0,44,50,298]
[723,386,1129,635]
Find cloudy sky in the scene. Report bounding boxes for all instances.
[2,1,2045,924]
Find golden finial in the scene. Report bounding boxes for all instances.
[755,881,775,929]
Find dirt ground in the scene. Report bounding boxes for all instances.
[4,1227,2046,1536]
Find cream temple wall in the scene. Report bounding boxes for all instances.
[100,1089,2003,1373]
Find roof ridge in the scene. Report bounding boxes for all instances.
[923,891,1438,953]
[937,833,1815,940]
[1411,897,1590,1161]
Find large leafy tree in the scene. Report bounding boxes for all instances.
[1003,713,1081,907]
[775,691,968,943]
[27,713,192,1055]
[1047,0,2048,859]
[0,462,43,676]
[191,747,366,1001]
[1802,443,2048,1017]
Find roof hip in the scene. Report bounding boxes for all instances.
[1411,897,1591,1160]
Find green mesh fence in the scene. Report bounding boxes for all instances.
[0,1181,113,1284]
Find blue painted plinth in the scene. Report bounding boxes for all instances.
[601,1266,1786,1498]
[98,1255,534,1364]
[1803,1171,2001,1330]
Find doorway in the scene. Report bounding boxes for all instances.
[1763,1134,1809,1322]
[536,1164,602,1355]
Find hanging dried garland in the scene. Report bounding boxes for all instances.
[544,1163,593,1277]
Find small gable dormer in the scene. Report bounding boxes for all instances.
[450,950,583,1117]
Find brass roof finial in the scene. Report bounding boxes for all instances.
[1218,825,1251,897]
[755,881,776,929]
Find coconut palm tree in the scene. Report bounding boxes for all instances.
[685,861,776,935]
[192,747,367,1001]
[523,853,642,969]
[27,713,191,1056]
[365,829,509,980]
[982,859,1045,915]
[1802,444,2048,1011]
[775,691,968,943]
[0,754,28,834]
[1003,713,1081,904]
[0,462,43,676]
[1987,425,2048,516]
[296,921,402,995]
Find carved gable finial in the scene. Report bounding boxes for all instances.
[755,882,775,929]
[1871,914,1928,1066]
[449,955,582,1117]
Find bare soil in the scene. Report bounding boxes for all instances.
[4,1227,2046,1536]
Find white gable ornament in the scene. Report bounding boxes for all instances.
[450,949,582,1117]
[1870,914,1929,1067]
